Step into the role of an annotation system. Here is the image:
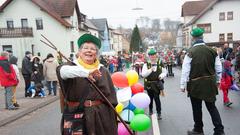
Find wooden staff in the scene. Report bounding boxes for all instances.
[40,35,134,135]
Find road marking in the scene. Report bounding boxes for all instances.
[151,113,161,135]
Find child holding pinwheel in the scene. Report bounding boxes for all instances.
[220,60,233,107]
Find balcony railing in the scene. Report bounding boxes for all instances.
[0,27,33,38]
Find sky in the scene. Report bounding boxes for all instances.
[0,0,192,28]
[78,0,185,28]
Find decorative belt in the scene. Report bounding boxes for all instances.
[66,100,103,107]
[190,75,215,81]
[84,100,102,107]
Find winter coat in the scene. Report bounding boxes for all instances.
[21,56,32,75]
[43,57,59,81]
[0,56,18,87]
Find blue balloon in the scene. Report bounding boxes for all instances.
[127,101,136,111]
[120,109,134,122]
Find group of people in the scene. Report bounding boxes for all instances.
[22,52,59,98]
[59,29,227,135]
[1,27,234,135]
[0,49,59,110]
[99,55,126,73]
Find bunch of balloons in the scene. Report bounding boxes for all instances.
[111,70,151,135]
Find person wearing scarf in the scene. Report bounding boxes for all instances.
[180,27,225,135]
[57,34,118,135]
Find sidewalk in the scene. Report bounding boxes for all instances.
[0,75,59,127]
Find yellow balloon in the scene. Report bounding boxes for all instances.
[126,70,139,86]
[115,103,124,113]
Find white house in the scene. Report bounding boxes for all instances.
[83,19,99,38]
[176,23,184,48]
[0,0,86,66]
[181,0,240,48]
[112,30,123,54]
[89,18,112,53]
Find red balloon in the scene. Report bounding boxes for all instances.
[111,72,129,88]
[131,83,144,94]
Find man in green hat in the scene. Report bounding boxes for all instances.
[142,48,167,120]
[180,27,225,135]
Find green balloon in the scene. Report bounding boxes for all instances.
[130,114,151,131]
[133,108,145,115]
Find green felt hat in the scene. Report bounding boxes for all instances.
[77,34,101,49]
[191,27,205,37]
[148,48,157,55]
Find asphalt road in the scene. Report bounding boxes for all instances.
[0,100,62,135]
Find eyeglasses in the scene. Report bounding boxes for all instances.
[82,47,97,52]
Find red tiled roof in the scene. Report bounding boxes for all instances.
[41,0,76,17]
[181,0,214,17]
[0,0,78,28]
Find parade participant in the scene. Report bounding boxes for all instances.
[21,51,32,97]
[0,51,19,110]
[142,48,167,120]
[220,59,233,107]
[180,27,225,135]
[57,34,118,135]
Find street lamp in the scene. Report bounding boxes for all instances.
[132,0,144,11]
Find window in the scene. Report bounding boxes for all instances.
[2,45,12,51]
[21,19,28,28]
[227,12,233,20]
[6,20,14,29]
[227,33,233,41]
[219,33,225,42]
[219,12,225,21]
[197,23,211,33]
[70,41,74,52]
[36,18,43,30]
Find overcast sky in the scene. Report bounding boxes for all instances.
[0,0,193,28]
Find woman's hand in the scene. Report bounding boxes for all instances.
[88,69,102,82]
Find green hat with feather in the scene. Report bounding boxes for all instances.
[191,27,205,37]
[148,48,157,55]
[77,34,101,49]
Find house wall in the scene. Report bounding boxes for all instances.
[176,27,183,48]
[183,16,195,24]
[88,28,99,38]
[0,0,82,66]
[113,34,123,53]
[193,0,240,43]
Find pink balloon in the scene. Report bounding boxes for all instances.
[118,123,130,135]
[111,72,129,88]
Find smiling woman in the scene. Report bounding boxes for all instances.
[57,34,118,135]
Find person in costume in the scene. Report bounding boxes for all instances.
[180,27,225,135]
[57,34,118,135]
[142,48,167,120]
[220,59,233,107]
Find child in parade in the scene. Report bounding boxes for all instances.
[9,56,20,107]
[220,60,233,107]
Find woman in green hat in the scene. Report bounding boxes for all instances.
[57,34,118,135]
